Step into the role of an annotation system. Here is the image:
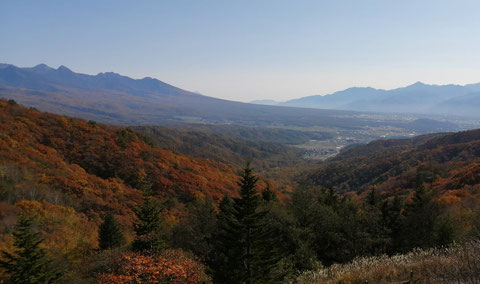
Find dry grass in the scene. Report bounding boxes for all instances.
[296,239,480,284]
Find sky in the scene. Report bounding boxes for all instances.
[1,0,480,102]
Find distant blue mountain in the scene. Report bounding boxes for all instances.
[434,92,480,117]
[281,87,386,109]
[277,81,480,116]
[0,63,192,97]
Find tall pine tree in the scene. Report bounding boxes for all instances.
[381,195,404,254]
[400,184,439,251]
[210,195,239,282]
[261,183,278,203]
[98,212,125,250]
[132,197,167,251]
[0,216,62,284]
[211,165,282,284]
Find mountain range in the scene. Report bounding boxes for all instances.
[0,63,384,128]
[255,82,480,117]
[0,63,467,136]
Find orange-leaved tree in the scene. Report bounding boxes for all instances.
[96,249,209,284]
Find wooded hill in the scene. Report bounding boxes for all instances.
[0,98,250,265]
[305,128,480,203]
[131,125,306,171]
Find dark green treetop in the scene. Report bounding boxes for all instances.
[0,215,63,284]
[98,212,125,250]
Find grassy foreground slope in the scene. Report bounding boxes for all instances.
[297,239,480,284]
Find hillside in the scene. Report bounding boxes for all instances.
[157,123,335,145]
[304,128,480,201]
[0,99,251,254]
[131,125,306,171]
[0,99,301,282]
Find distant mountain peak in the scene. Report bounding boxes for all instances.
[32,63,54,71]
[345,86,376,91]
[409,81,427,87]
[57,65,72,72]
[0,63,197,100]
[96,71,121,77]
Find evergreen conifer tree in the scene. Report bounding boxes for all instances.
[400,184,439,251]
[211,165,282,284]
[132,197,167,251]
[362,188,389,255]
[209,195,240,282]
[98,212,125,250]
[261,183,278,202]
[381,195,404,254]
[367,186,380,206]
[0,216,62,284]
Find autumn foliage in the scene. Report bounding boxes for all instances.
[3,99,480,283]
[0,99,241,281]
[306,129,480,205]
[0,98,242,217]
[96,250,209,284]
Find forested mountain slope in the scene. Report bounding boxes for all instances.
[131,125,305,171]
[305,129,480,200]
[143,123,335,145]
[0,99,244,204]
[0,99,250,260]
[0,99,290,282]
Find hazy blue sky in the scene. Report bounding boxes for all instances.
[2,0,480,102]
